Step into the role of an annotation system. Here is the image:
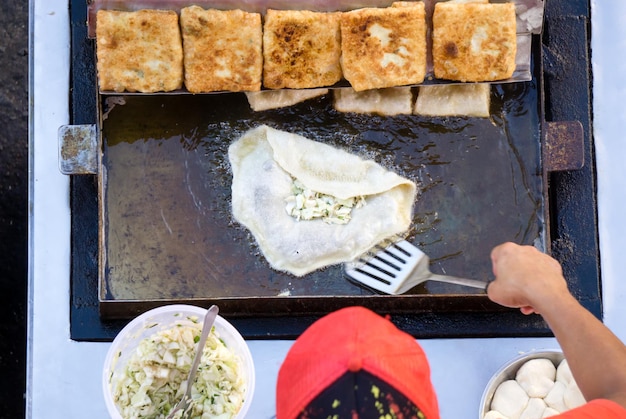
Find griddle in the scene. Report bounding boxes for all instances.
[67,0,600,341]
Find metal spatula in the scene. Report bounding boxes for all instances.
[345,240,487,294]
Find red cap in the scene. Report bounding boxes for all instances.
[276,306,440,419]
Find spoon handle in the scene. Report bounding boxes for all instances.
[187,305,219,389]
[166,305,219,419]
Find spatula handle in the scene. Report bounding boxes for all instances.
[427,274,487,290]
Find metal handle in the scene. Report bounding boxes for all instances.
[166,305,219,419]
[427,273,488,290]
[186,305,219,391]
[58,124,99,175]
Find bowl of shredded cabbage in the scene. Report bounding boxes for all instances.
[103,305,255,419]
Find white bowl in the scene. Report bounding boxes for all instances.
[479,349,564,419]
[102,304,255,419]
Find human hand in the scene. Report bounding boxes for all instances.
[487,242,570,315]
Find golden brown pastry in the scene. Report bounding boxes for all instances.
[340,4,427,92]
[432,2,517,82]
[180,6,263,93]
[262,10,342,89]
[96,9,183,93]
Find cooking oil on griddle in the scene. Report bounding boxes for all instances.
[101,83,542,301]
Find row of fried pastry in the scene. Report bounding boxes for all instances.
[245,84,491,117]
[95,1,517,94]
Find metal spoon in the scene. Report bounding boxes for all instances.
[166,305,219,419]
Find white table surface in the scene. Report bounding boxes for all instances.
[27,1,626,418]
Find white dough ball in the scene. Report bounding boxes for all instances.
[564,380,586,409]
[520,397,547,419]
[484,410,510,419]
[516,358,557,398]
[491,380,530,419]
[544,380,568,412]
[542,407,561,417]
[556,359,574,385]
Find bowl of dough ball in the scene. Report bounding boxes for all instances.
[102,304,255,419]
[479,349,586,419]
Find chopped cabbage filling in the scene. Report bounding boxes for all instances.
[111,320,246,419]
[285,179,366,224]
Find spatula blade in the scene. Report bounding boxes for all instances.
[345,240,427,294]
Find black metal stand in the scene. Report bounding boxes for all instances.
[69,0,599,341]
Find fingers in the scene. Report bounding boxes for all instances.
[488,242,537,309]
[488,242,566,314]
[490,241,519,276]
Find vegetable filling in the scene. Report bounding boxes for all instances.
[285,179,366,224]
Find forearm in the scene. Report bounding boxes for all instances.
[488,242,626,407]
[540,294,626,406]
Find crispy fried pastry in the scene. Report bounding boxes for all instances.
[340,5,427,91]
[432,2,517,82]
[180,6,263,93]
[96,9,183,93]
[263,10,342,89]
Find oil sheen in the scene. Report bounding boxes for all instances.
[101,82,542,300]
